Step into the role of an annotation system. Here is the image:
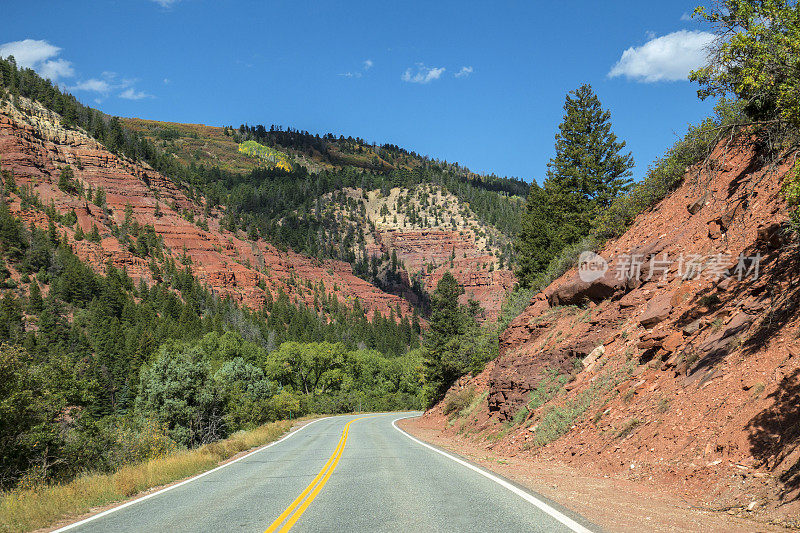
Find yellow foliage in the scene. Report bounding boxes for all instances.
[237,140,293,171]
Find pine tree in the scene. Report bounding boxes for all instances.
[89,224,101,243]
[94,186,106,209]
[515,84,633,286]
[515,182,557,287]
[28,281,43,314]
[422,271,465,406]
[544,84,633,246]
[58,165,77,194]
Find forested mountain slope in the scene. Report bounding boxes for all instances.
[0,95,417,323]
[121,117,525,317]
[0,63,428,494]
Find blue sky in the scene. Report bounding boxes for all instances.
[1,1,717,184]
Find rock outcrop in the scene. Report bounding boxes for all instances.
[379,229,514,319]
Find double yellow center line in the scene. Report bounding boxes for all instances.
[264,416,373,533]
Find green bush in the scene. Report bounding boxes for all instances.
[443,387,475,419]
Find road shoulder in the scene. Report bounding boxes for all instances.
[36,417,324,533]
[398,416,788,533]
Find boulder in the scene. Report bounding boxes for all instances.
[708,221,722,240]
[639,293,673,328]
[548,274,622,306]
[683,319,702,335]
[687,191,709,215]
[582,344,605,368]
[662,331,685,353]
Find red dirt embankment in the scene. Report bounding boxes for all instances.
[420,136,800,529]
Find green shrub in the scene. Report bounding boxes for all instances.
[443,387,475,419]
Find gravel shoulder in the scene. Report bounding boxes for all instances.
[398,416,790,533]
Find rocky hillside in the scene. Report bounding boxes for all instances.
[0,96,414,319]
[120,117,522,320]
[316,185,515,319]
[423,136,800,523]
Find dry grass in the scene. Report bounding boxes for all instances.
[0,420,293,533]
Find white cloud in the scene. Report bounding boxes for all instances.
[0,39,152,100]
[454,66,473,79]
[608,30,715,82]
[339,59,373,79]
[71,72,152,100]
[151,0,181,7]
[119,87,151,100]
[680,12,695,22]
[0,39,59,66]
[0,39,74,81]
[401,64,446,84]
[72,78,113,93]
[38,58,75,80]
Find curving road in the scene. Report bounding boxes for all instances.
[57,413,598,533]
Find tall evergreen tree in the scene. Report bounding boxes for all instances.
[545,84,633,244]
[27,281,43,314]
[58,165,77,194]
[422,271,465,406]
[516,84,633,286]
[515,182,556,287]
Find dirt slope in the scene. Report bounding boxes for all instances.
[422,136,800,526]
[0,96,413,319]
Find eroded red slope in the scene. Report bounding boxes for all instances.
[0,98,414,319]
[424,136,800,521]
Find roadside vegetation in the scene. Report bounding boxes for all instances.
[0,419,292,533]
[421,272,497,407]
[0,177,422,494]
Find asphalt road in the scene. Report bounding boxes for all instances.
[58,413,598,533]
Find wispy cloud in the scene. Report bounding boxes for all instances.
[151,0,181,7]
[454,66,473,79]
[71,71,152,100]
[680,12,695,22]
[608,30,715,82]
[0,39,74,81]
[401,63,445,84]
[119,87,152,100]
[339,59,374,79]
[72,78,113,93]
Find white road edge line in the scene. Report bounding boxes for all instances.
[53,417,331,532]
[392,416,594,533]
